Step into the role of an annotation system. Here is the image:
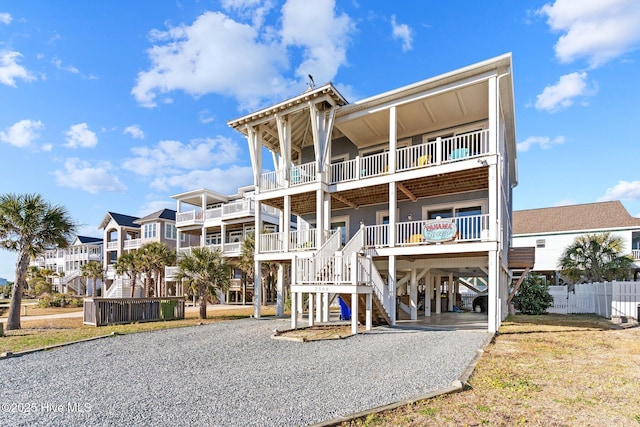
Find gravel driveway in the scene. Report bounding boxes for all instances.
[1,318,489,426]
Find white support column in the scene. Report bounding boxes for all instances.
[276,263,284,317]
[410,268,417,320]
[315,292,322,323]
[435,274,441,314]
[448,272,454,312]
[351,292,359,334]
[291,290,297,329]
[308,293,315,327]
[425,273,432,317]
[254,260,261,319]
[388,255,396,325]
[322,293,329,323]
[365,293,372,331]
[488,249,499,333]
[220,223,226,254]
[297,292,303,314]
[389,106,397,173]
[283,195,291,253]
[316,189,324,248]
[389,183,397,247]
[323,192,331,235]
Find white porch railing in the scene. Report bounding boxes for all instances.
[365,214,490,248]
[106,241,118,250]
[222,199,253,217]
[296,253,371,284]
[260,232,284,253]
[177,210,203,224]
[290,162,316,186]
[205,207,222,220]
[396,140,438,171]
[289,229,318,251]
[442,130,489,163]
[632,249,640,260]
[123,238,141,249]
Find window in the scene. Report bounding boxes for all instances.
[206,234,221,245]
[165,223,178,240]
[536,239,546,248]
[330,216,349,245]
[143,223,157,239]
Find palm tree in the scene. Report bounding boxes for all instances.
[114,252,141,298]
[239,231,278,306]
[174,246,230,319]
[80,261,104,297]
[558,232,633,284]
[26,267,53,296]
[0,193,76,330]
[137,242,175,297]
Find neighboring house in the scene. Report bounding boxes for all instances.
[168,186,281,304]
[512,201,640,283]
[227,53,521,332]
[30,236,103,295]
[99,209,196,298]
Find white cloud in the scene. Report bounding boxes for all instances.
[41,143,53,152]
[539,0,640,67]
[221,0,274,28]
[53,158,127,194]
[0,119,44,148]
[64,123,98,148]
[0,13,12,25]
[0,51,36,87]
[52,57,79,74]
[535,72,596,112]
[150,165,254,194]
[124,124,145,139]
[517,135,566,152]
[390,15,413,52]
[136,199,176,217]
[553,199,577,207]
[122,136,240,176]
[597,180,640,202]
[198,109,215,124]
[132,11,287,109]
[280,0,355,83]
[132,0,354,110]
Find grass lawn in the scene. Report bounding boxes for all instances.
[1,305,276,354]
[342,314,640,427]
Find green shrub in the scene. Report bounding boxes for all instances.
[513,274,554,315]
[38,293,61,308]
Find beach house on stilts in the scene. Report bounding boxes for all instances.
[228,53,523,333]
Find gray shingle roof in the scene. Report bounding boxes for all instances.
[134,208,176,224]
[513,201,640,235]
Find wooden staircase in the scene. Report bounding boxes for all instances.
[338,293,390,326]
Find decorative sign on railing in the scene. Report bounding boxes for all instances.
[422,218,457,242]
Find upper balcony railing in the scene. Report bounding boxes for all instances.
[177,242,244,257]
[259,129,491,192]
[106,241,118,251]
[176,200,280,226]
[632,249,640,261]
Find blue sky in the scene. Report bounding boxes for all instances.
[1,0,640,281]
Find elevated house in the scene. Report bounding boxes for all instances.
[228,53,522,333]
[169,185,281,304]
[100,209,197,298]
[512,201,640,283]
[31,235,103,295]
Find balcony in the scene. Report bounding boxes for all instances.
[177,241,245,257]
[258,129,490,193]
[633,249,640,261]
[106,241,118,251]
[176,200,280,227]
[259,229,332,254]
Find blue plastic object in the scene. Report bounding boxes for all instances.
[338,296,351,320]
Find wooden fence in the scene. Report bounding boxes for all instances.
[548,281,640,320]
[83,297,185,326]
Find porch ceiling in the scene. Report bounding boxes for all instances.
[335,81,489,149]
[260,168,489,216]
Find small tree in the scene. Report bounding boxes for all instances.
[80,261,104,297]
[512,274,554,315]
[559,232,633,284]
[174,247,230,319]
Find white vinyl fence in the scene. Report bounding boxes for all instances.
[548,281,640,320]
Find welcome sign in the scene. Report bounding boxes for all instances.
[423,218,457,242]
